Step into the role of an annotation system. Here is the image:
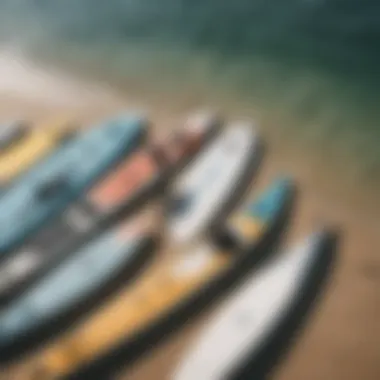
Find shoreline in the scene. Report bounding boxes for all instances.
[0,81,378,219]
[4,46,379,206]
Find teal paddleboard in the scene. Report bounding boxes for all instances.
[0,114,147,255]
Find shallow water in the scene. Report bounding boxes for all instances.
[0,0,379,193]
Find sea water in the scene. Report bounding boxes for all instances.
[0,0,379,198]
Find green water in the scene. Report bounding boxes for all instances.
[0,0,379,191]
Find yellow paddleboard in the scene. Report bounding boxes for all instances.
[0,119,77,187]
[17,178,294,380]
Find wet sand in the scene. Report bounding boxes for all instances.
[121,139,380,380]
[0,94,379,380]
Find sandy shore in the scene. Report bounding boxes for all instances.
[0,90,379,380]
[121,133,380,380]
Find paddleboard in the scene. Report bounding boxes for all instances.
[167,122,262,245]
[0,112,220,306]
[0,119,77,189]
[0,211,160,361]
[0,114,147,255]
[19,177,295,380]
[173,229,338,380]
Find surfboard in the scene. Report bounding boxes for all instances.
[0,112,220,306]
[0,119,77,189]
[173,229,338,380]
[0,114,147,255]
[0,211,160,361]
[18,177,295,380]
[167,122,262,245]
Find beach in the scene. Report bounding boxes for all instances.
[0,0,379,372]
[119,116,380,380]
[0,57,378,379]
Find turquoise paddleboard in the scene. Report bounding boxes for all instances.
[0,114,147,255]
[0,212,159,360]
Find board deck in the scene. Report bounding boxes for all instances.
[0,112,220,306]
[17,177,295,380]
[0,119,77,188]
[0,211,160,360]
[167,123,262,244]
[173,229,338,380]
[0,114,147,255]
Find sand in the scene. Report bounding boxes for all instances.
[0,79,379,380]
[120,143,380,380]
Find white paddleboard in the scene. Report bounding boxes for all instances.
[167,123,261,245]
[173,229,337,380]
